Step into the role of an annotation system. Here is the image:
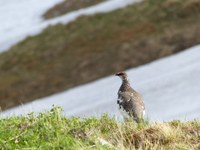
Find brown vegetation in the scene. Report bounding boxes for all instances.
[43,0,105,19]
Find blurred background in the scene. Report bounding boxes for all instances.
[0,0,200,120]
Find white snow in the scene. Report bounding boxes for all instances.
[0,0,63,52]
[2,45,200,121]
[0,0,140,52]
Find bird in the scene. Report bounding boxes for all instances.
[115,72,145,122]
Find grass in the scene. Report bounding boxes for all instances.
[1,0,200,110]
[43,0,106,19]
[0,106,200,149]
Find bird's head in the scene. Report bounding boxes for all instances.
[115,72,128,81]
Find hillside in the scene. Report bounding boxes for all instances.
[4,45,200,121]
[1,106,200,149]
[43,0,106,19]
[1,0,200,110]
[0,0,136,53]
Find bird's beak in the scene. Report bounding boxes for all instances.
[115,73,119,76]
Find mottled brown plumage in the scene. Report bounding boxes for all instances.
[115,72,145,122]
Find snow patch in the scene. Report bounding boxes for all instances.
[2,45,200,121]
[0,0,140,52]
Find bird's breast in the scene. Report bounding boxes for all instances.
[119,105,130,119]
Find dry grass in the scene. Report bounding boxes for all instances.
[1,107,199,149]
[43,0,105,19]
[107,121,200,149]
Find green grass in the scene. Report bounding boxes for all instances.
[0,106,200,149]
[1,0,200,110]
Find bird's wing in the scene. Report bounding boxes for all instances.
[131,90,145,109]
[120,91,144,104]
[119,91,145,118]
[118,92,136,110]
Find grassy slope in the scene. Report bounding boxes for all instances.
[1,0,200,110]
[0,106,200,149]
[43,0,106,19]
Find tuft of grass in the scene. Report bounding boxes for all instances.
[0,106,200,149]
[1,0,200,110]
[43,0,106,20]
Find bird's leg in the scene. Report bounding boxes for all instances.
[135,117,145,124]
